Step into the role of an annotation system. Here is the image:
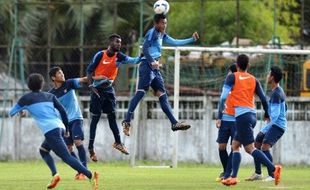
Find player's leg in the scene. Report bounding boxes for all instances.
[71,120,88,180]
[151,71,190,131]
[123,63,151,136]
[46,128,93,179]
[221,139,241,186]
[102,88,129,155]
[245,132,264,181]
[64,122,78,159]
[240,113,281,185]
[40,140,60,189]
[88,92,102,162]
[261,126,284,181]
[216,121,231,181]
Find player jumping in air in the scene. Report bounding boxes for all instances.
[86,34,142,161]
[122,13,199,136]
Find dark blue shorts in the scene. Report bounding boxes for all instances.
[255,125,285,147]
[64,119,84,145]
[138,61,166,93]
[41,128,70,158]
[216,120,236,144]
[234,112,257,146]
[90,86,116,115]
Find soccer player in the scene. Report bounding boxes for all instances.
[215,64,237,181]
[246,66,287,182]
[86,34,142,161]
[9,73,99,190]
[218,54,282,186]
[49,66,88,180]
[122,13,199,136]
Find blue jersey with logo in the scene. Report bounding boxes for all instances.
[10,91,68,134]
[49,79,83,122]
[261,86,287,133]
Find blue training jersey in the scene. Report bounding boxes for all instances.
[261,86,287,133]
[142,27,195,64]
[9,91,68,134]
[49,79,83,122]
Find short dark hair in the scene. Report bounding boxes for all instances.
[153,14,166,24]
[108,34,121,43]
[49,66,62,80]
[236,54,249,71]
[228,64,237,73]
[270,66,283,83]
[27,73,44,91]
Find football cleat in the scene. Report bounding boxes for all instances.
[89,149,98,162]
[112,143,129,155]
[274,165,282,185]
[47,174,61,189]
[122,120,131,136]
[171,121,191,131]
[245,173,263,181]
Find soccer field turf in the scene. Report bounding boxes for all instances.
[0,161,309,190]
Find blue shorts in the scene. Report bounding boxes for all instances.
[255,125,285,147]
[216,120,236,144]
[234,112,257,146]
[138,61,166,93]
[90,86,116,114]
[64,119,84,145]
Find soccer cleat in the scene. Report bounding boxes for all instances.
[221,177,238,186]
[171,121,191,131]
[89,149,98,162]
[245,173,263,181]
[215,172,224,182]
[262,176,275,182]
[274,165,282,185]
[47,174,61,189]
[75,173,87,180]
[112,143,129,155]
[91,171,99,190]
[122,120,131,136]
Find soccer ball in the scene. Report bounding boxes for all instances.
[153,0,170,15]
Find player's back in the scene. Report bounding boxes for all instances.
[231,72,256,109]
[12,91,65,134]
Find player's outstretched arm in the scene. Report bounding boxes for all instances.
[163,33,198,46]
[116,52,142,66]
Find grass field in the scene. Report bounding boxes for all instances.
[0,161,309,190]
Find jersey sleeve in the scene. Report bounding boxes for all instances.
[9,96,26,116]
[163,34,195,46]
[67,78,81,89]
[254,79,269,118]
[116,52,141,67]
[217,74,235,119]
[87,51,103,75]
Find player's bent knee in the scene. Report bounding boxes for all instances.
[39,147,50,156]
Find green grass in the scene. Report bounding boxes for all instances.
[0,161,309,190]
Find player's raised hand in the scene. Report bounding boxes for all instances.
[192,32,199,41]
